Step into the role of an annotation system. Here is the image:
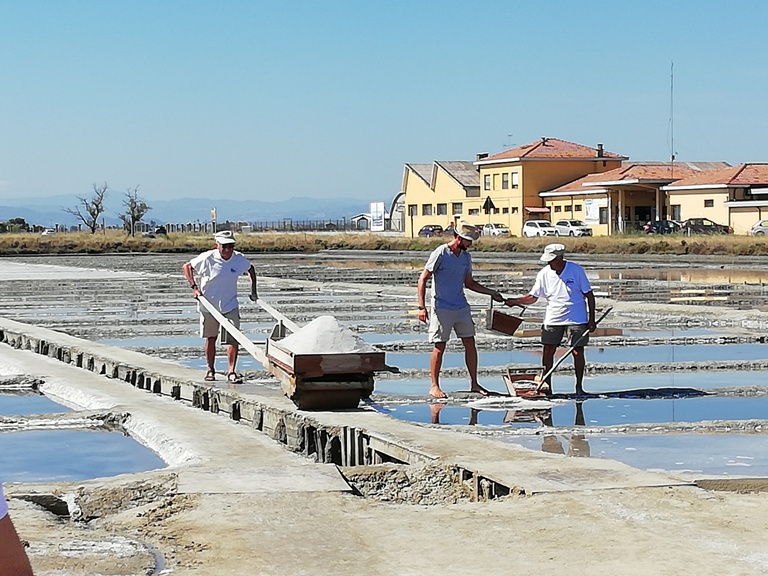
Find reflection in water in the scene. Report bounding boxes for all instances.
[538,401,590,457]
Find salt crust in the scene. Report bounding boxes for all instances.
[278,315,376,354]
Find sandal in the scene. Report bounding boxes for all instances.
[227,372,244,384]
[204,370,216,382]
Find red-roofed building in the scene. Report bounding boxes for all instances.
[544,162,729,235]
[470,138,625,236]
[662,163,768,234]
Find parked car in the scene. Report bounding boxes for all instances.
[443,223,482,238]
[482,223,511,237]
[522,220,558,237]
[750,220,768,236]
[680,218,731,235]
[154,225,168,236]
[40,229,56,236]
[553,219,592,237]
[643,220,682,234]
[417,224,444,237]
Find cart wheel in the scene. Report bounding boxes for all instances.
[292,390,363,411]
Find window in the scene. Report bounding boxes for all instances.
[502,207,509,214]
[492,174,498,190]
[511,207,518,214]
[436,203,447,216]
[502,173,509,189]
[511,171,519,189]
[574,204,582,212]
[468,208,480,216]
[493,208,499,214]
[704,199,714,208]
[452,202,463,215]
[484,175,490,191]
[671,205,681,220]
[554,205,562,213]
[566,205,573,212]
[422,204,433,216]
[408,204,417,217]
[599,207,608,224]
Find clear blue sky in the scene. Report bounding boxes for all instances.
[2,0,767,204]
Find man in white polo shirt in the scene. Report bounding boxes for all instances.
[505,243,596,395]
[183,230,258,384]
[417,222,504,398]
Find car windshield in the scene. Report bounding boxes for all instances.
[494,224,508,229]
[569,220,585,226]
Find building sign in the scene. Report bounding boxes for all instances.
[370,201,385,232]
[584,198,607,224]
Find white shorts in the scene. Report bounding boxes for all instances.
[200,308,240,346]
[428,306,475,343]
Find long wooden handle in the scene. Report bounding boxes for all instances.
[197,294,269,367]
[535,306,613,390]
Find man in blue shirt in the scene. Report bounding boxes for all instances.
[417,223,504,398]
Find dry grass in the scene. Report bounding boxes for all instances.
[1,230,768,256]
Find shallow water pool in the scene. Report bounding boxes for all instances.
[0,429,166,482]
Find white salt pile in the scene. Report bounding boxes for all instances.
[278,315,377,354]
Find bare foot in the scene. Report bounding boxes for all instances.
[470,384,498,396]
[429,385,447,399]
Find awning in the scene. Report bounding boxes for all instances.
[525,206,550,213]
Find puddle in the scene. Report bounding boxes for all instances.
[375,371,768,396]
[382,396,768,428]
[0,429,166,482]
[386,343,768,369]
[503,433,768,476]
[0,393,72,416]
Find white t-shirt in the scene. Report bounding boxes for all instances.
[529,261,592,325]
[0,483,8,519]
[189,249,252,314]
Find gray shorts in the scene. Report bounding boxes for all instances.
[200,308,240,345]
[428,306,475,343]
[541,323,589,347]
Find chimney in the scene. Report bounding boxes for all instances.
[476,152,488,161]
[597,143,604,158]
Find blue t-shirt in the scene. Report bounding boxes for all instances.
[424,244,472,310]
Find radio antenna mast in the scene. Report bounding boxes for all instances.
[669,61,675,164]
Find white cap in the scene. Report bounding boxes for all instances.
[456,221,480,241]
[214,230,236,245]
[540,243,566,262]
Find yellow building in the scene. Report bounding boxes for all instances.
[401,161,480,237]
[661,163,768,235]
[472,138,625,236]
[543,162,728,235]
[401,138,627,237]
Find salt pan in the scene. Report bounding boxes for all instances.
[278,315,376,354]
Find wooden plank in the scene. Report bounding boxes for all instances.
[197,295,270,367]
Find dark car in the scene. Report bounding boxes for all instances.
[443,223,482,238]
[643,220,681,234]
[680,218,731,235]
[418,224,444,237]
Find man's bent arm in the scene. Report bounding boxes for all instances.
[417,269,432,308]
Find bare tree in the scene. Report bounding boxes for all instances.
[62,183,108,234]
[118,186,151,236]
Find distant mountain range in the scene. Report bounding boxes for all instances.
[0,194,376,228]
